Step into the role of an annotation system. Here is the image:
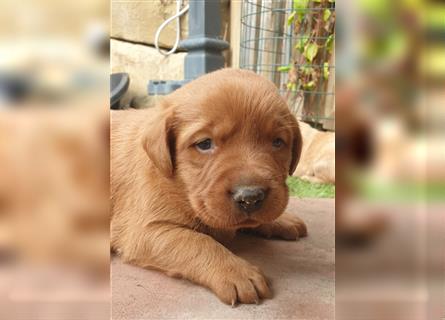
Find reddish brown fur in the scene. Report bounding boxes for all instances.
[111,69,306,305]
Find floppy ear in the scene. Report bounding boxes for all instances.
[289,116,303,175]
[141,107,176,177]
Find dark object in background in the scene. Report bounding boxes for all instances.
[148,0,229,95]
[0,73,33,105]
[335,88,386,248]
[110,73,130,110]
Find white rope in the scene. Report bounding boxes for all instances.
[154,0,189,56]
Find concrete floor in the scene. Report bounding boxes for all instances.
[336,201,445,320]
[112,198,335,320]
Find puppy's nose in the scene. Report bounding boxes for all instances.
[231,186,266,214]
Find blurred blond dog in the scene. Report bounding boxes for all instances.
[294,121,335,184]
[0,108,109,272]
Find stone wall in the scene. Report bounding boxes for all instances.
[111,39,186,107]
[111,0,230,108]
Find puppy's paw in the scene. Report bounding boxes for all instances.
[210,258,271,306]
[253,213,308,240]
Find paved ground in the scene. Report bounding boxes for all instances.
[111,198,335,320]
[336,201,445,320]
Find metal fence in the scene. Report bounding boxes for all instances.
[240,0,335,130]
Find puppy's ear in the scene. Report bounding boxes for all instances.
[142,106,176,177]
[289,116,303,175]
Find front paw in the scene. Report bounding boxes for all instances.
[253,213,308,240]
[209,257,271,306]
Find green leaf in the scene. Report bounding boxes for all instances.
[293,0,309,22]
[295,37,308,52]
[326,34,334,53]
[323,9,331,22]
[287,11,296,26]
[293,0,308,9]
[286,82,297,92]
[303,80,316,90]
[302,64,313,75]
[295,41,303,52]
[323,62,329,80]
[304,43,318,62]
[277,65,292,72]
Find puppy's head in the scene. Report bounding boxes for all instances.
[143,69,302,229]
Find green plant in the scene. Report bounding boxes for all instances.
[279,0,335,121]
[287,176,335,198]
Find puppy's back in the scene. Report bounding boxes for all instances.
[110,109,153,215]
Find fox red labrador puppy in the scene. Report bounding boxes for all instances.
[111,68,306,305]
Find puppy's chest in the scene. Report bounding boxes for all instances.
[192,219,236,245]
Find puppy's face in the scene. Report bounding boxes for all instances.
[143,69,302,230]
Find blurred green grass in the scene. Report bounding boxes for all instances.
[287,176,335,198]
[358,179,445,202]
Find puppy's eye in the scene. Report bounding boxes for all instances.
[195,138,214,152]
[272,138,285,148]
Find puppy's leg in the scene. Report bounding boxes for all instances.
[245,213,308,240]
[120,224,271,305]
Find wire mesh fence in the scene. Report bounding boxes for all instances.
[240,0,335,130]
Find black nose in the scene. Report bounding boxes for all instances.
[231,186,266,214]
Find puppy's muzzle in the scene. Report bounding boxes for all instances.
[231,186,267,214]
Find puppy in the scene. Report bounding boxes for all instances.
[111,68,306,305]
[294,121,335,184]
[0,108,109,272]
